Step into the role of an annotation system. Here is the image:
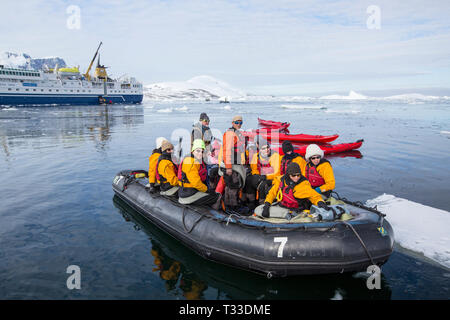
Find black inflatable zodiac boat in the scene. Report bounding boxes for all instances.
[112,170,394,278]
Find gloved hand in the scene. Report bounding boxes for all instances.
[207,188,217,195]
[262,202,271,218]
[315,187,322,194]
[149,183,157,194]
[317,201,330,211]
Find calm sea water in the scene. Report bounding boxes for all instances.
[0,100,449,299]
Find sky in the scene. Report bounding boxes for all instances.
[1,0,450,96]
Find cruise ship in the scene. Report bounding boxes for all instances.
[0,42,143,106]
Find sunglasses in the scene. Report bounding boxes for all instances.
[201,119,210,123]
[233,121,243,125]
[193,149,204,153]
[290,174,301,177]
[310,156,321,160]
[165,148,173,152]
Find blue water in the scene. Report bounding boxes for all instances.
[0,100,449,299]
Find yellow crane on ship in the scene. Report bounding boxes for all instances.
[84,41,108,81]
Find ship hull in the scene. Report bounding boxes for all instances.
[0,93,143,106]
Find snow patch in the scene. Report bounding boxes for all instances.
[366,194,450,269]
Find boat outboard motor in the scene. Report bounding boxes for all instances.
[310,204,349,221]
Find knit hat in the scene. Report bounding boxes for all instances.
[155,137,167,149]
[282,141,294,154]
[286,162,301,176]
[199,113,210,122]
[161,140,174,152]
[232,115,243,122]
[191,139,206,152]
[305,144,324,161]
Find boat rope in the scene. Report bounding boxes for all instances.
[341,221,375,266]
[225,214,241,226]
[181,206,204,233]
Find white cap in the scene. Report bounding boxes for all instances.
[155,137,167,149]
[305,144,324,161]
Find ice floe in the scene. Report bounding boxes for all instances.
[366,194,450,269]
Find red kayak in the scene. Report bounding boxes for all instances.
[257,118,290,130]
[243,129,339,143]
[276,139,364,156]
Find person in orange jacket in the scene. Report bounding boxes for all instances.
[218,115,248,209]
[304,144,335,198]
[279,141,307,175]
[178,139,220,205]
[254,162,329,218]
[148,137,168,193]
[156,140,180,196]
[244,137,280,210]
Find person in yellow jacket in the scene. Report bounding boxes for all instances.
[304,144,335,198]
[254,162,329,219]
[244,137,280,210]
[156,140,180,196]
[178,139,220,205]
[148,137,168,193]
[279,141,307,175]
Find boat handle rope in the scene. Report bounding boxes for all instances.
[182,206,204,233]
[226,214,241,226]
[341,221,375,266]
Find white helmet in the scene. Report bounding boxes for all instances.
[305,144,324,161]
[155,137,167,149]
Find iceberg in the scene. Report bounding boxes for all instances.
[319,90,368,100]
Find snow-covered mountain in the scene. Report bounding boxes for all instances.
[144,75,247,101]
[0,52,66,70]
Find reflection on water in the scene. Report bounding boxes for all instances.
[0,105,144,156]
[113,195,392,300]
[118,197,209,300]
